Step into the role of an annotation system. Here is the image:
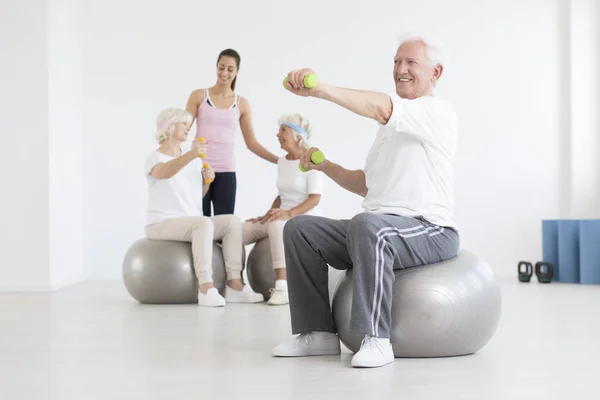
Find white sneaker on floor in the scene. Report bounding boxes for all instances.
[350,335,395,368]
[272,332,341,357]
[267,288,289,305]
[224,285,264,303]
[197,288,226,307]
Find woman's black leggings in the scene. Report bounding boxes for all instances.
[202,172,237,216]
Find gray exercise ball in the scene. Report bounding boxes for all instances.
[122,238,230,304]
[331,250,502,358]
[246,237,345,301]
[246,238,274,299]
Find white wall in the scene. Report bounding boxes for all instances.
[568,0,600,218]
[444,0,565,271]
[0,0,50,290]
[48,0,85,288]
[82,0,580,279]
[1,0,597,286]
[0,0,84,291]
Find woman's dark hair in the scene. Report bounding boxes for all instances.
[217,49,241,91]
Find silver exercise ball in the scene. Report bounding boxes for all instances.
[331,250,502,358]
[246,237,345,301]
[246,238,274,299]
[122,238,229,304]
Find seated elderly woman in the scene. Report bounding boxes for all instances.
[243,113,323,306]
[144,107,263,306]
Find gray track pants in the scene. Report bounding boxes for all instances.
[283,212,460,338]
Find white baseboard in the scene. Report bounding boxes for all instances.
[0,275,85,293]
[50,275,85,291]
[0,284,55,293]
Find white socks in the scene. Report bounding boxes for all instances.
[274,279,288,291]
[268,280,289,305]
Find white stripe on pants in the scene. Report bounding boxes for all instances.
[371,225,444,337]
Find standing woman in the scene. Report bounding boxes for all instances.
[185,49,278,217]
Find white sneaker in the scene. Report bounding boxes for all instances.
[197,288,226,307]
[272,332,341,357]
[267,288,289,305]
[225,285,264,303]
[350,335,395,368]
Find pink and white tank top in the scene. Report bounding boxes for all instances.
[195,89,240,172]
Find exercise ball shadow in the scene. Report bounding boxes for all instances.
[122,238,236,304]
[331,250,502,358]
[246,237,344,301]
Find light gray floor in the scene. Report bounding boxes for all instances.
[0,275,598,400]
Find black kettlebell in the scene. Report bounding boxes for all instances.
[518,261,533,282]
[535,261,554,283]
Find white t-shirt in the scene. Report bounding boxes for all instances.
[361,93,458,229]
[276,156,323,216]
[144,150,204,226]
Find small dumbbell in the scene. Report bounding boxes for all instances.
[202,163,213,184]
[535,261,553,283]
[197,137,206,158]
[299,150,326,172]
[283,73,319,90]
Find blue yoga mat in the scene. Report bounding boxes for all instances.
[578,220,600,285]
[542,220,559,281]
[542,219,600,284]
[557,220,580,283]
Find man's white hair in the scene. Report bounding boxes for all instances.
[278,113,312,149]
[155,108,192,144]
[397,31,448,68]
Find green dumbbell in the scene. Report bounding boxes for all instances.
[283,73,319,89]
[299,150,325,172]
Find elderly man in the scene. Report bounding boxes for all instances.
[272,33,460,368]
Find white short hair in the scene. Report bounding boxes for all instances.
[155,108,192,144]
[278,113,312,149]
[397,31,447,68]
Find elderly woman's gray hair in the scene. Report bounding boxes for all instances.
[278,113,312,149]
[155,108,193,144]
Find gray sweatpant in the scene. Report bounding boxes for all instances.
[283,212,460,338]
